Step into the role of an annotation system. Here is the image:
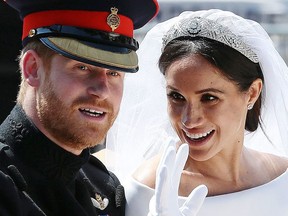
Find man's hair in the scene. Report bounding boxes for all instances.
[17,40,56,104]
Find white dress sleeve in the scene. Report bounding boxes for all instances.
[124,177,154,216]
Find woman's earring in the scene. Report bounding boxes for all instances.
[247,103,254,110]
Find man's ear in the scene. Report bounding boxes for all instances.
[22,50,42,87]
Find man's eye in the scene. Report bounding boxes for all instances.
[78,65,88,70]
[108,71,119,76]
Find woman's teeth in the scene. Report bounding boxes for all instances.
[186,130,213,140]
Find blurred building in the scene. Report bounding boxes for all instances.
[135,0,288,63]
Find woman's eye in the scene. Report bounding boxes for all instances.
[167,92,184,101]
[201,94,217,102]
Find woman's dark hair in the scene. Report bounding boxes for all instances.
[158,37,264,132]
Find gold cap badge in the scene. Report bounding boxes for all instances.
[107,7,120,31]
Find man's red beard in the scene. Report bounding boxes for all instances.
[36,79,117,151]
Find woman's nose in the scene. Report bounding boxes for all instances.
[181,103,203,128]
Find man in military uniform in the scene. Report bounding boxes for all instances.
[0,0,159,215]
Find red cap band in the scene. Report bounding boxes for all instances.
[22,10,134,40]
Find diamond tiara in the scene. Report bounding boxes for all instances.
[162,16,259,63]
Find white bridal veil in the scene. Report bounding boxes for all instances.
[105,9,288,182]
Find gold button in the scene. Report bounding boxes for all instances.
[28,29,36,37]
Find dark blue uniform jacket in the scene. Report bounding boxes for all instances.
[0,105,125,216]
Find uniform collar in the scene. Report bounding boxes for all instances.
[0,104,90,184]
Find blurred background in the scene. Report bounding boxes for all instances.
[135,0,288,61]
[1,0,288,123]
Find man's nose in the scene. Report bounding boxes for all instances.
[87,73,110,100]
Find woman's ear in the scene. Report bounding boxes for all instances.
[21,50,42,87]
[248,78,263,105]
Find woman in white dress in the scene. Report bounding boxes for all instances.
[102,9,288,215]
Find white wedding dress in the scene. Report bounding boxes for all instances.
[125,169,288,216]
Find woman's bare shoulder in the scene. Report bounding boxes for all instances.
[132,154,162,189]
[268,153,288,169]
[252,149,288,176]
